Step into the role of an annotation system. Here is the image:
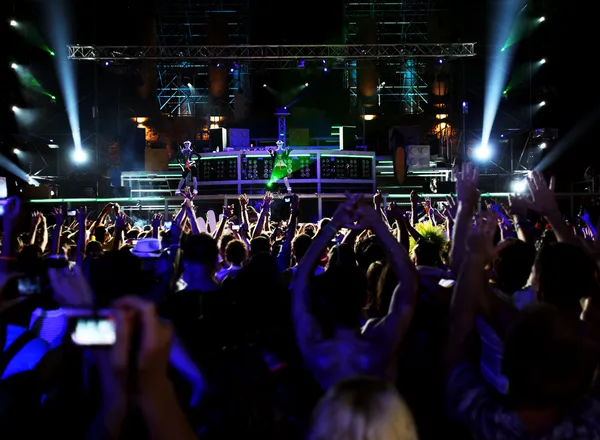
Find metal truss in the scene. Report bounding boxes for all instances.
[344,0,439,112]
[67,43,476,61]
[155,0,248,115]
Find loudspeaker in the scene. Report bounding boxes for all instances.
[209,128,227,151]
[340,126,357,150]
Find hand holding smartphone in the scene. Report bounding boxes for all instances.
[65,308,117,347]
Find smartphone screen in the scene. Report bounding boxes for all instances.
[67,209,77,216]
[283,196,292,204]
[231,224,240,231]
[65,309,116,346]
[163,221,173,230]
[18,276,42,295]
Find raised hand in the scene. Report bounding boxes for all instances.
[466,211,498,262]
[48,265,94,306]
[52,206,65,226]
[238,193,249,207]
[373,190,383,208]
[32,211,42,227]
[331,193,362,228]
[525,171,558,217]
[291,193,300,212]
[352,202,385,230]
[115,212,126,230]
[151,213,163,229]
[444,195,458,221]
[113,296,173,386]
[76,206,88,226]
[262,191,273,209]
[456,162,479,206]
[222,204,235,219]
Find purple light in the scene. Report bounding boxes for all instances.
[324,67,328,72]
[217,63,220,67]
[230,68,234,72]
[438,59,443,64]
[105,62,110,66]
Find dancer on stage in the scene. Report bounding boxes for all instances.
[269,140,292,193]
[176,140,200,195]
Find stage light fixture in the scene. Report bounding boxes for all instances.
[304,82,309,87]
[72,148,88,164]
[540,142,547,149]
[538,16,545,22]
[10,20,17,27]
[10,63,17,69]
[324,68,328,72]
[540,58,546,64]
[511,179,527,194]
[473,144,492,161]
[13,148,21,155]
[11,106,18,112]
[539,101,546,106]
[187,83,193,88]
[263,84,267,87]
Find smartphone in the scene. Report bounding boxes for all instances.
[64,309,116,346]
[439,279,456,288]
[163,221,173,230]
[67,209,77,216]
[283,196,292,204]
[17,276,42,295]
[231,224,240,231]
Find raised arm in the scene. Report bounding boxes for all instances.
[292,196,360,355]
[356,204,419,345]
[252,192,272,238]
[450,163,479,275]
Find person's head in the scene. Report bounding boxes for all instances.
[93,226,107,244]
[532,242,598,311]
[492,238,536,294]
[218,234,235,259]
[225,239,247,266]
[85,240,103,258]
[292,233,312,262]
[411,239,441,267]
[309,377,418,440]
[326,243,357,271]
[355,236,385,272]
[183,233,219,271]
[503,304,598,409]
[250,236,271,256]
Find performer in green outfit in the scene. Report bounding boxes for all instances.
[269,140,293,193]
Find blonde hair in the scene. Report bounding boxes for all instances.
[309,377,418,440]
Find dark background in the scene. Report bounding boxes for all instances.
[0,0,584,191]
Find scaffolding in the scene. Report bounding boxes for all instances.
[344,0,437,112]
[155,0,248,116]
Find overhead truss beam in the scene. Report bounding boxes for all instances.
[67,43,476,61]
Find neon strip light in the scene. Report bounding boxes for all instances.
[321,154,372,159]
[201,155,237,160]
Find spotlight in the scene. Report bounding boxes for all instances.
[230,68,234,72]
[538,16,545,22]
[13,148,21,155]
[11,106,18,112]
[324,68,328,72]
[539,101,546,106]
[10,63,17,69]
[511,179,527,194]
[304,82,309,87]
[187,83,193,88]
[540,58,546,64]
[104,62,110,66]
[540,142,547,149]
[473,144,492,161]
[72,149,88,164]
[10,20,17,27]
[263,84,267,87]
[438,59,443,64]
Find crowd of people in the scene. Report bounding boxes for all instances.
[1,163,600,439]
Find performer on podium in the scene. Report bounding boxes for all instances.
[269,140,292,193]
[175,140,200,195]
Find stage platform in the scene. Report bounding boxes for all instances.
[28,192,513,220]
